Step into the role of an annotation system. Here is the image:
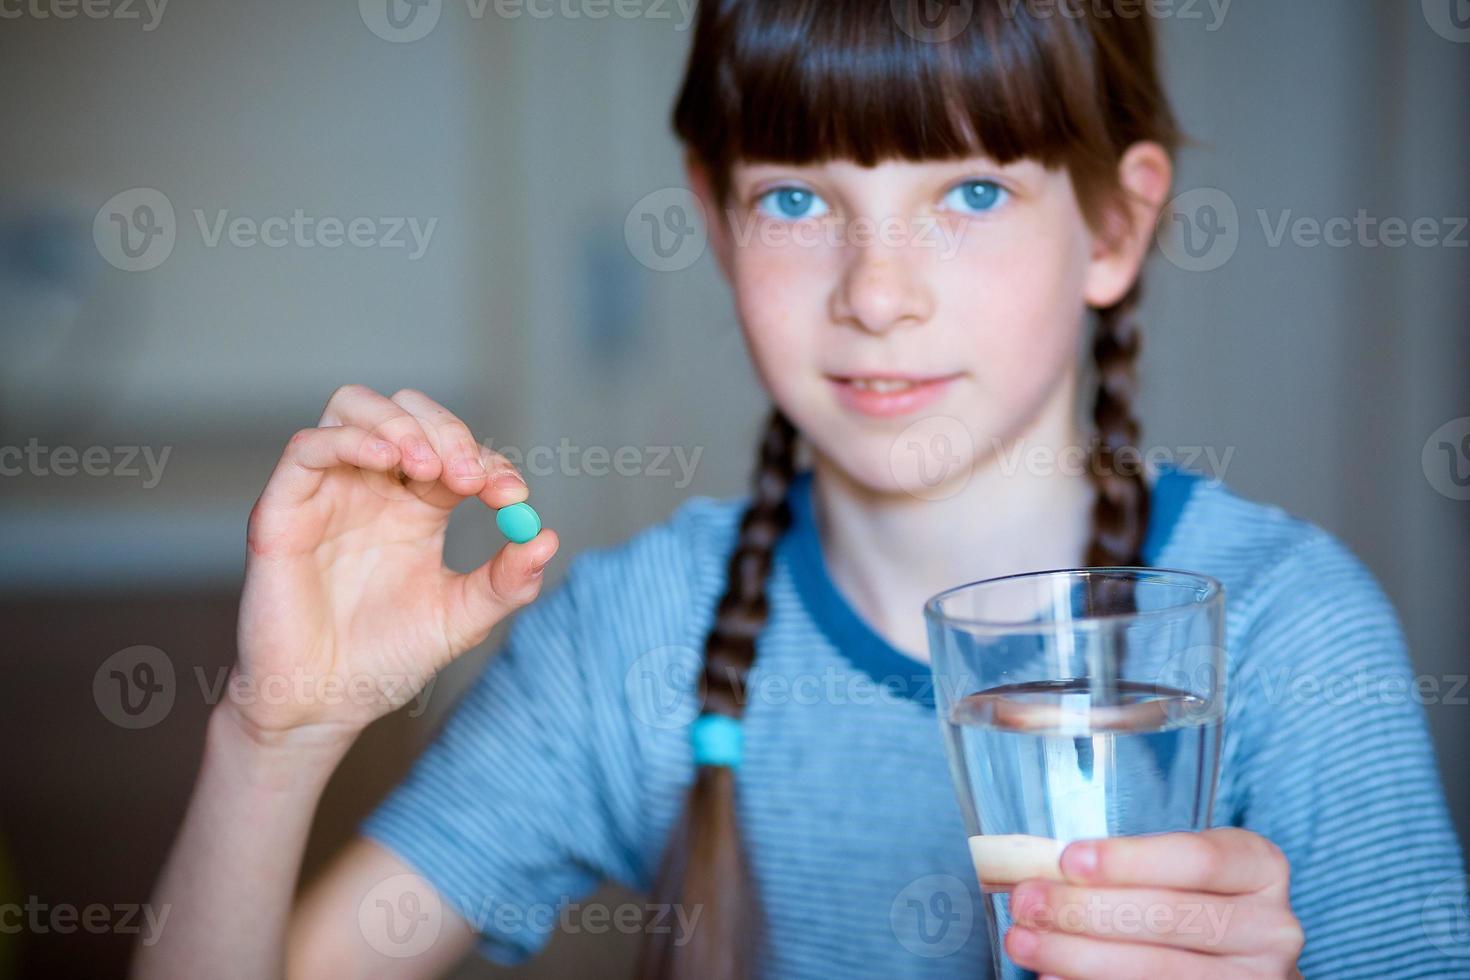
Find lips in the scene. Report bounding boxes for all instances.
[827,372,961,418]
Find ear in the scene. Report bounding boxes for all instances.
[685,151,733,280]
[1082,141,1173,309]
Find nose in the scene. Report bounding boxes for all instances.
[829,241,935,335]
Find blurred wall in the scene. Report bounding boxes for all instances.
[1,1,1466,977]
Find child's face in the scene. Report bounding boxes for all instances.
[693,151,1167,497]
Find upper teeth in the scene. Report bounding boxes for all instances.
[850,378,916,393]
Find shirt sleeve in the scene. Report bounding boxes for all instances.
[1228,532,1468,979]
[358,558,641,965]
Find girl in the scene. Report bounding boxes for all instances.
[138,2,1466,978]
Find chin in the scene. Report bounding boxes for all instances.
[804,415,982,503]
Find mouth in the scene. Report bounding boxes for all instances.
[826,372,962,418]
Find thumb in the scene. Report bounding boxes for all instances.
[442,528,559,653]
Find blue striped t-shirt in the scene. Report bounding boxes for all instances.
[360,467,1468,977]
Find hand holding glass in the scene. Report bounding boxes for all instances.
[925,569,1225,979]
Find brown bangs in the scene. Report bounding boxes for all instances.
[673,0,1179,205]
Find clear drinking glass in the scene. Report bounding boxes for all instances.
[924,568,1225,980]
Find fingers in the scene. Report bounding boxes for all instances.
[440,528,559,652]
[320,384,443,483]
[1010,880,1300,957]
[315,385,530,510]
[259,425,402,508]
[1060,829,1291,898]
[388,388,530,510]
[387,388,489,499]
[1005,925,1228,980]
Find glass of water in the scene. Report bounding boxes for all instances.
[924,568,1225,980]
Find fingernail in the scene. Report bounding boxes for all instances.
[1009,882,1038,921]
[405,438,436,461]
[1007,926,1039,959]
[493,469,527,491]
[1061,841,1098,880]
[371,440,394,455]
[451,455,486,478]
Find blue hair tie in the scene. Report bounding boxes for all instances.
[691,713,743,768]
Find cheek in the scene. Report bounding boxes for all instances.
[728,245,834,394]
[939,212,1092,413]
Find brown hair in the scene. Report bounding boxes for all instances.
[638,3,1179,977]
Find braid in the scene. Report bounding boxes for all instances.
[636,407,799,980]
[1085,281,1152,569]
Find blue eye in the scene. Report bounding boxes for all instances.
[943,180,1007,214]
[756,186,830,220]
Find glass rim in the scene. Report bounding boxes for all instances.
[923,566,1225,634]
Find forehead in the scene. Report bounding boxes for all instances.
[726,156,1059,191]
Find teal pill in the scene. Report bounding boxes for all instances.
[495,502,542,544]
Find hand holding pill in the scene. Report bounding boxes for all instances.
[235,384,558,740]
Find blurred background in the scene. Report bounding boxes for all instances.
[1,0,1467,976]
